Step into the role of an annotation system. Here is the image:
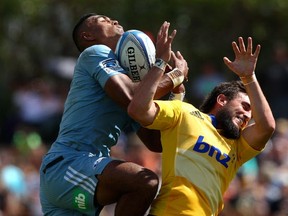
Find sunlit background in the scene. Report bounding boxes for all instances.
[0,0,288,215]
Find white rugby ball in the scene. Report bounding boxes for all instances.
[115,30,156,82]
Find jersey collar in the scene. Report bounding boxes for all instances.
[209,114,217,128]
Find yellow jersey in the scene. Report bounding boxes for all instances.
[147,100,261,216]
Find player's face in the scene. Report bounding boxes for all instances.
[216,93,251,139]
[87,15,124,39]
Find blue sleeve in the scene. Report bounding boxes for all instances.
[79,45,127,88]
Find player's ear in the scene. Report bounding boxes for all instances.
[81,31,95,41]
[216,94,228,107]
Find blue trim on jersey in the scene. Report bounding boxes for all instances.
[209,114,218,128]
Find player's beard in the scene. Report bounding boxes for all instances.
[215,106,241,139]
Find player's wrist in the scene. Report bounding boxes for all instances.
[169,91,185,101]
[167,68,185,88]
[154,58,168,71]
[240,73,256,85]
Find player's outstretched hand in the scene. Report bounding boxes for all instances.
[223,37,261,77]
[156,21,177,63]
[171,51,189,80]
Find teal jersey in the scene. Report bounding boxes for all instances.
[40,44,140,216]
[51,44,139,156]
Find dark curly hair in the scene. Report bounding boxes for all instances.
[199,80,246,113]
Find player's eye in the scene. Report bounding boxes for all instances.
[241,101,250,112]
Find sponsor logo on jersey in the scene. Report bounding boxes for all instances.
[100,58,122,73]
[88,153,96,157]
[73,189,88,210]
[93,157,105,168]
[190,110,204,120]
[193,136,231,168]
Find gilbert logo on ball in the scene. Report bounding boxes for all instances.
[115,30,156,82]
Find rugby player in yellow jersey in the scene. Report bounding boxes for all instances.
[128,36,275,216]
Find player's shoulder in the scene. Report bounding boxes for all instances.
[84,44,110,53]
[169,101,208,120]
[155,100,188,113]
[82,44,115,58]
[171,100,195,110]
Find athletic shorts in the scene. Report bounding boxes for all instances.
[39,145,113,216]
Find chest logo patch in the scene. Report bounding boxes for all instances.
[193,135,231,168]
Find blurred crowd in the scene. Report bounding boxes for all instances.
[0,41,288,216]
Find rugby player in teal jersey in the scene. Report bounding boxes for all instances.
[40,13,187,216]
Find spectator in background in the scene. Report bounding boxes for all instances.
[12,78,64,142]
[222,118,288,216]
[0,143,46,216]
[0,76,66,146]
[13,78,63,126]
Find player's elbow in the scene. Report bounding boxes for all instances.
[260,118,276,141]
[265,114,276,134]
[128,101,143,123]
[266,119,276,137]
[128,102,153,126]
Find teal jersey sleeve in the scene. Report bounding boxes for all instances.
[55,45,140,156]
[78,44,127,87]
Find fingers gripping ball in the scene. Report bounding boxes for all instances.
[115,30,156,82]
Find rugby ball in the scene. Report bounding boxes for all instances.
[115,30,156,82]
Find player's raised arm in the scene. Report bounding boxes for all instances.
[128,48,188,126]
[223,37,275,150]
